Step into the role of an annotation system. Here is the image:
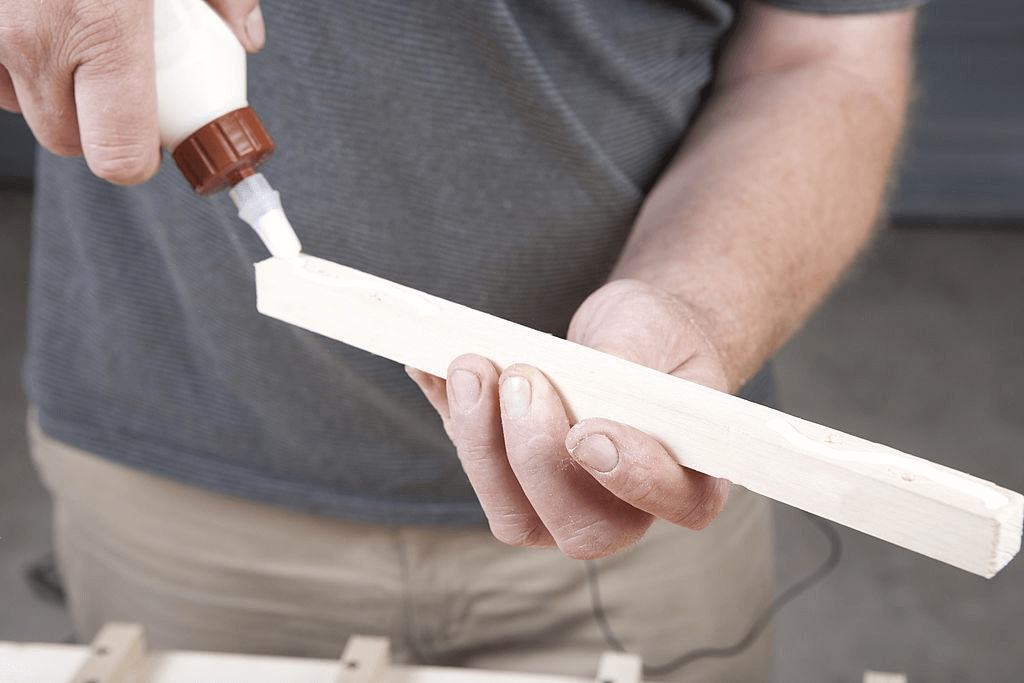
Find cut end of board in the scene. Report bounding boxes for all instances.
[989,493,1024,578]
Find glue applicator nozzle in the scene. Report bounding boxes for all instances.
[230,173,303,258]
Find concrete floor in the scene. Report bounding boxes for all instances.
[0,188,1021,681]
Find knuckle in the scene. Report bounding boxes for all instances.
[0,3,127,71]
[0,28,27,66]
[555,519,618,560]
[489,514,552,548]
[0,3,43,55]
[612,465,661,508]
[47,138,84,158]
[85,139,158,184]
[668,478,727,530]
[507,433,563,472]
[63,7,130,63]
[29,116,80,156]
[454,431,502,466]
[0,32,47,81]
[27,111,83,156]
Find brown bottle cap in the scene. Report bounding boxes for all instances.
[171,107,276,195]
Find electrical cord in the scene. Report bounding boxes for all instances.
[586,511,843,678]
[25,553,66,605]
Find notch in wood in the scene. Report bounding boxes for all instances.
[335,636,390,683]
[69,622,146,683]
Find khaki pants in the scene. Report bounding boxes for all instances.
[28,412,774,682]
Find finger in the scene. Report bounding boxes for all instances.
[567,279,686,372]
[405,366,455,442]
[9,66,83,157]
[405,367,449,421]
[569,280,731,392]
[0,65,20,113]
[206,0,265,52]
[446,355,553,548]
[73,5,161,184]
[566,418,730,531]
[499,366,652,558]
[669,352,730,395]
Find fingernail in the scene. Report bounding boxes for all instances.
[450,369,481,410]
[570,434,619,473]
[500,375,531,419]
[245,4,266,51]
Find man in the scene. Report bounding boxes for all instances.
[1,0,920,679]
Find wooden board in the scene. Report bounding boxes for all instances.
[255,254,1023,578]
[0,639,606,683]
[0,632,894,683]
[863,673,908,683]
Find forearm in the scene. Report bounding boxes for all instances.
[611,6,915,392]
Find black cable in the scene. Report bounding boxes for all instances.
[587,559,627,653]
[586,511,843,678]
[25,553,66,605]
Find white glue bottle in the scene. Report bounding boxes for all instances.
[153,0,302,258]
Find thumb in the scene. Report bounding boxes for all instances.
[567,279,683,370]
[205,0,265,52]
[568,280,730,392]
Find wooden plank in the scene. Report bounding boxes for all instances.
[0,643,87,683]
[255,254,1023,578]
[0,637,603,683]
[863,672,908,683]
[68,622,146,683]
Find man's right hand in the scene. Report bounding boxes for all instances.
[0,0,265,185]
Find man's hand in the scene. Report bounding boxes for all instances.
[409,1,916,559]
[408,279,731,559]
[0,0,264,184]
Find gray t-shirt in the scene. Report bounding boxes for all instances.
[25,0,920,526]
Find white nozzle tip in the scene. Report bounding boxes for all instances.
[230,174,303,258]
[254,209,302,258]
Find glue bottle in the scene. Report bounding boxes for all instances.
[153,0,302,258]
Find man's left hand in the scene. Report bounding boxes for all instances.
[408,279,731,559]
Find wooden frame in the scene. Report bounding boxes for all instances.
[255,255,1023,578]
[1,625,639,683]
[863,673,909,683]
[1,625,900,683]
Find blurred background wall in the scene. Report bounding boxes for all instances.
[894,0,1024,220]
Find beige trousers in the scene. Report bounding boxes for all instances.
[28,412,774,682]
